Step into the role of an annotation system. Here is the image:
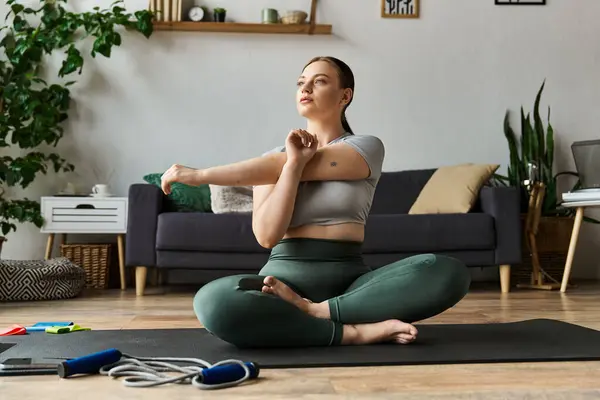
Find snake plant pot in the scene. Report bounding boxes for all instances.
[511,215,576,285]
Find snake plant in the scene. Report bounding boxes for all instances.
[493,80,596,222]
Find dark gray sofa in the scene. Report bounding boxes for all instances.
[126,169,522,296]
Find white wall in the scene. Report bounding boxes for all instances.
[3,0,600,280]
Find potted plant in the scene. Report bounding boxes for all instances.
[0,0,153,257]
[492,80,599,282]
[213,7,226,22]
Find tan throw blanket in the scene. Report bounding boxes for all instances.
[209,185,253,213]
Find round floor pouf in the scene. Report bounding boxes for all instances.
[0,257,86,301]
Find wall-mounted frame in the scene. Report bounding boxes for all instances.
[382,0,420,18]
[495,0,546,5]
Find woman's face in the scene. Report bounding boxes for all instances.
[296,60,350,120]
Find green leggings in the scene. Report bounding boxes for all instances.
[193,238,471,348]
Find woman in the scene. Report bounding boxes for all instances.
[160,56,471,348]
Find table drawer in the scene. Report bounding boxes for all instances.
[41,197,127,233]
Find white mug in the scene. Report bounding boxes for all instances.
[92,184,110,196]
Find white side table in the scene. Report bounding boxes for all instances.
[560,200,600,292]
[40,196,128,290]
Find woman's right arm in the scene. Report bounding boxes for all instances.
[251,160,304,249]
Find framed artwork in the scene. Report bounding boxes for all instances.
[382,0,420,18]
[495,0,546,5]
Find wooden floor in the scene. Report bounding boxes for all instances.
[2,281,600,399]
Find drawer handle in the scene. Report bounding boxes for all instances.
[75,204,96,209]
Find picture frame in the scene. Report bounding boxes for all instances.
[495,0,546,5]
[381,0,420,19]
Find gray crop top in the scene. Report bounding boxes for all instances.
[258,132,385,228]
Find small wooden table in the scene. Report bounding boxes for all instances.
[40,196,128,290]
[560,200,600,292]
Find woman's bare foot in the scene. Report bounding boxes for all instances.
[262,276,330,319]
[262,276,418,345]
[342,319,418,345]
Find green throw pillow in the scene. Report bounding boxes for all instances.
[143,173,212,213]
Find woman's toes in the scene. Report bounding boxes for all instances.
[397,332,416,343]
[396,321,418,336]
[261,285,273,294]
[263,276,276,286]
[261,276,311,311]
[264,276,285,294]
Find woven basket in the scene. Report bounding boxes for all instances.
[511,215,575,285]
[281,11,307,24]
[511,250,571,285]
[60,244,111,289]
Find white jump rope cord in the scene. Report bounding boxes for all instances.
[98,354,252,390]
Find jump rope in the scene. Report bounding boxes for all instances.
[55,348,259,390]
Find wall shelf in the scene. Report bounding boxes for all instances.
[153,21,332,35]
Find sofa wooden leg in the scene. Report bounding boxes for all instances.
[499,264,511,293]
[136,266,147,296]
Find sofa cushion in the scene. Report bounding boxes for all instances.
[408,163,499,214]
[362,213,495,253]
[371,169,436,215]
[156,212,266,253]
[143,173,212,213]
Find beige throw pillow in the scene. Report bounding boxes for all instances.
[408,163,499,214]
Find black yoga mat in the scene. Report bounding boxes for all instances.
[0,343,15,355]
[2,319,600,368]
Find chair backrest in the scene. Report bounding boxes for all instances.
[370,169,436,214]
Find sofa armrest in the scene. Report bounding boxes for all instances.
[126,183,166,268]
[479,186,522,265]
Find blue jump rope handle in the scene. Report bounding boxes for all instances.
[57,348,259,384]
[58,348,122,378]
[202,362,260,385]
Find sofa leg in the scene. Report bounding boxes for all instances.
[499,264,511,293]
[136,266,147,296]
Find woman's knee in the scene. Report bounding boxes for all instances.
[193,274,258,336]
[428,254,471,296]
[401,254,471,321]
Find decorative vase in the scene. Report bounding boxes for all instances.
[262,8,279,23]
[214,11,226,22]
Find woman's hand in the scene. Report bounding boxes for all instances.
[285,129,318,167]
[161,164,197,194]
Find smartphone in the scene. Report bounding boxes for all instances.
[236,277,265,292]
[0,358,58,376]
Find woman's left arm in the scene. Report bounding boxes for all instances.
[160,136,384,192]
[300,138,384,182]
[160,155,285,194]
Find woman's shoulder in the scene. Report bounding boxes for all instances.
[339,133,383,145]
[260,134,384,156]
[337,134,385,157]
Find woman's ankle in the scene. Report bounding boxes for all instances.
[307,300,331,319]
[341,324,359,345]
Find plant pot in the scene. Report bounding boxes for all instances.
[511,214,575,284]
[214,12,226,22]
[0,236,4,257]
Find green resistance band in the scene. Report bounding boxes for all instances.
[45,324,91,334]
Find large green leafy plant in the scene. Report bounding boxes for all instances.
[0,0,153,243]
[493,80,593,220]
